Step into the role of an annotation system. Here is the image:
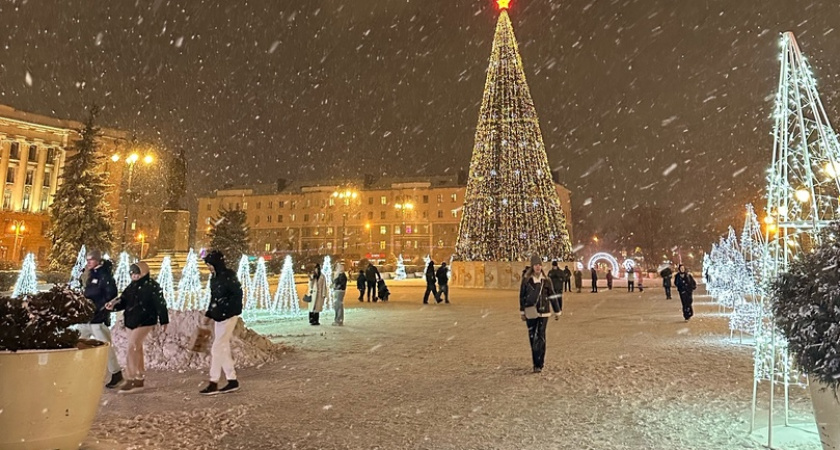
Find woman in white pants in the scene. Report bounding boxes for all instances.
[332,263,348,326]
[199,250,244,396]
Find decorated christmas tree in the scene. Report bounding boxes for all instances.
[454,0,572,262]
[395,254,407,280]
[48,106,114,271]
[113,252,132,293]
[175,249,203,310]
[273,254,300,316]
[12,253,38,298]
[157,256,175,305]
[322,255,333,311]
[68,245,86,290]
[236,255,252,309]
[250,257,271,310]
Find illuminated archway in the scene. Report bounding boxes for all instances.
[587,252,619,274]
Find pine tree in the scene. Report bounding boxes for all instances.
[48,106,115,271]
[12,253,38,298]
[455,3,571,262]
[208,208,250,263]
[273,254,300,316]
[68,245,87,290]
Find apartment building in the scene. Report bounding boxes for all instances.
[196,174,573,264]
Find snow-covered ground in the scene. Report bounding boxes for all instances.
[84,284,821,450]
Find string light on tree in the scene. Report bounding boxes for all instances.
[273,254,300,317]
[322,255,333,312]
[12,253,38,298]
[114,252,131,293]
[395,255,407,280]
[250,257,271,310]
[454,0,572,262]
[68,245,86,290]
[237,255,253,310]
[157,256,175,304]
[176,248,203,310]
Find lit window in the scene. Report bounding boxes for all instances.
[380,196,387,205]
[451,209,458,218]
[379,241,386,250]
[290,214,296,222]
[394,225,401,235]
[131,220,136,231]
[406,225,412,234]
[326,242,333,250]
[205,217,211,224]
[265,243,271,252]
[329,197,335,206]
[437,194,443,203]
[242,201,248,210]
[327,227,334,236]
[380,226,387,235]
[451,194,457,202]
[21,189,31,211]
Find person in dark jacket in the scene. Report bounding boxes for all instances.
[520,255,562,373]
[573,268,583,293]
[356,270,366,301]
[78,249,122,388]
[199,250,244,395]
[423,260,440,304]
[333,263,348,326]
[548,261,564,298]
[436,262,450,303]
[590,267,598,293]
[673,264,697,321]
[606,269,614,290]
[562,266,572,292]
[106,261,168,394]
[660,266,673,300]
[365,263,380,302]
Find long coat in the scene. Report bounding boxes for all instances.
[309,273,328,313]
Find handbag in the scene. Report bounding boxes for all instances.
[190,326,212,353]
[523,305,540,319]
[303,294,312,303]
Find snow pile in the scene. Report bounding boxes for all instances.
[111,310,286,371]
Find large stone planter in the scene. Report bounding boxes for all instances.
[810,376,840,450]
[0,344,109,450]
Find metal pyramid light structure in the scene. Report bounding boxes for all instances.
[454,2,572,262]
[764,31,840,262]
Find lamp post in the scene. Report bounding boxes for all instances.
[10,220,25,262]
[331,188,359,255]
[113,152,154,251]
[136,232,147,259]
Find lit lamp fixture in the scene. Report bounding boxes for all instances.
[825,161,839,178]
[395,202,414,210]
[794,189,810,203]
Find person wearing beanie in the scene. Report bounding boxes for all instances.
[199,250,244,395]
[78,249,123,388]
[547,261,564,307]
[519,255,562,373]
[106,261,168,393]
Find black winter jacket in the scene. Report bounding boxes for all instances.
[519,271,562,317]
[83,260,118,325]
[674,272,696,294]
[116,274,169,329]
[547,267,564,294]
[425,264,437,285]
[436,266,449,285]
[205,267,244,322]
[660,268,673,287]
[356,272,366,289]
[334,272,348,291]
[365,265,380,283]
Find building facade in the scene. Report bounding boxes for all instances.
[0,105,129,264]
[196,175,573,265]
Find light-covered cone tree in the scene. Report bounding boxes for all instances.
[114,252,131,293]
[395,255,406,280]
[48,106,114,271]
[176,249,203,310]
[157,256,175,305]
[237,255,252,309]
[273,254,300,316]
[322,255,333,311]
[250,257,271,310]
[12,253,38,298]
[68,245,86,290]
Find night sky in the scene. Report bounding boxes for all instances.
[1,0,839,248]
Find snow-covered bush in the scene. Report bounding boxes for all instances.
[771,221,840,389]
[0,285,95,351]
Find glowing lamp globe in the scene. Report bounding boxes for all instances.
[794,189,810,203]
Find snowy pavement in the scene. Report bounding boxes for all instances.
[84,284,821,450]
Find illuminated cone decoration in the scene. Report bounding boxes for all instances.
[455,0,572,262]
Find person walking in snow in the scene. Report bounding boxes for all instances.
[105,262,168,394]
[626,267,635,292]
[423,260,440,304]
[436,262,450,304]
[308,263,328,325]
[660,266,673,300]
[563,265,572,292]
[520,255,562,373]
[356,269,366,301]
[364,262,380,302]
[606,269,614,290]
[200,250,244,395]
[674,264,697,321]
[548,261,564,297]
[78,249,123,388]
[332,263,347,326]
[573,268,583,293]
[590,267,598,293]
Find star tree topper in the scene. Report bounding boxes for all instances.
[497,0,511,10]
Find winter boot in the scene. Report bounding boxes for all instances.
[308,312,314,324]
[106,371,124,389]
[118,379,144,394]
[219,379,240,394]
[312,312,321,326]
[199,381,219,396]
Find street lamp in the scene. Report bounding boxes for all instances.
[113,151,155,251]
[10,220,25,262]
[364,222,372,253]
[332,188,359,254]
[136,232,147,259]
